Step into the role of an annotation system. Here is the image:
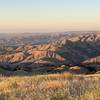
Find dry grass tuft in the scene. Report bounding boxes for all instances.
[48,72,73,79]
[45,80,66,90]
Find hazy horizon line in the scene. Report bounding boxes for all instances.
[0,30,100,34]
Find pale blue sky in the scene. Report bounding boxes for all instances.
[0,0,100,33]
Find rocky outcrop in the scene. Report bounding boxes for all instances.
[69,66,89,74]
[82,56,100,64]
[0,52,26,63]
[32,50,65,61]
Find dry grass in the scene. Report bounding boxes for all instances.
[48,72,73,79]
[0,73,99,100]
[44,80,67,90]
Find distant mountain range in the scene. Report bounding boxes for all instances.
[0,32,100,75]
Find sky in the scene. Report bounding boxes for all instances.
[0,0,100,33]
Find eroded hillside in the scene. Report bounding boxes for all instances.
[0,32,100,75]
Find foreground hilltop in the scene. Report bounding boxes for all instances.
[0,32,100,75]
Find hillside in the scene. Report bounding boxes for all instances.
[0,32,100,75]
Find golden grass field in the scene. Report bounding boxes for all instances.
[0,73,100,100]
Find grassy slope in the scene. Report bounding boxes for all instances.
[0,73,100,100]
